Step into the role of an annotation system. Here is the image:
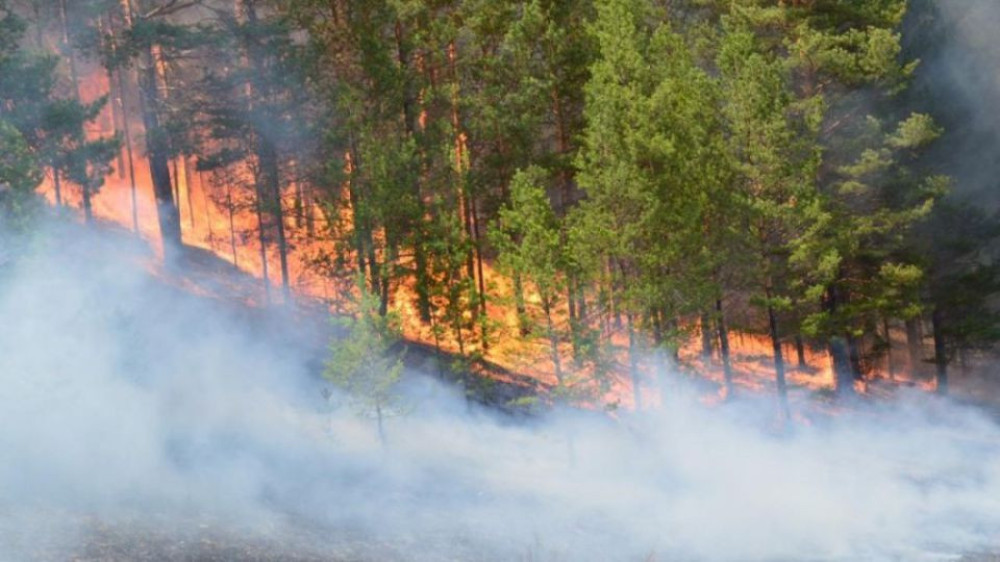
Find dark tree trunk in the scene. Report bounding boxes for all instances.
[830,336,854,396]
[102,15,126,179]
[81,179,93,223]
[628,314,642,411]
[794,334,807,368]
[138,46,181,256]
[766,293,789,419]
[905,317,924,376]
[257,134,291,303]
[254,188,271,305]
[244,0,290,304]
[824,283,855,397]
[116,63,139,233]
[932,307,948,395]
[716,298,733,398]
[52,170,63,209]
[544,300,563,386]
[226,179,238,267]
[883,317,894,380]
[394,20,431,324]
[700,312,713,362]
[847,332,863,383]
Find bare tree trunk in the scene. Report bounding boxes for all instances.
[628,314,642,411]
[766,290,790,420]
[544,300,563,386]
[242,0,290,304]
[100,15,126,178]
[932,307,948,395]
[116,64,139,233]
[883,317,895,380]
[183,157,195,229]
[254,186,271,305]
[394,20,430,323]
[700,312,713,362]
[716,298,733,399]
[225,180,237,267]
[824,283,855,397]
[52,169,63,208]
[137,39,181,254]
[794,334,807,368]
[905,317,923,377]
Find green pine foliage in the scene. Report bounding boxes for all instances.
[7,0,999,405]
[324,281,406,445]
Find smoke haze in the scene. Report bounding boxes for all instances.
[909,0,1000,203]
[1,222,999,561]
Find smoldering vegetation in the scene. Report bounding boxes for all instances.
[1,223,1000,562]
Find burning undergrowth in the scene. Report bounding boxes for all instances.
[1,222,999,562]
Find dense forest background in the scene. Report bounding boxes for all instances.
[2,0,999,412]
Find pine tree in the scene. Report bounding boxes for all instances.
[324,279,406,447]
[0,1,117,228]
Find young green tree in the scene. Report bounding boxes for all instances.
[492,166,567,386]
[324,282,406,447]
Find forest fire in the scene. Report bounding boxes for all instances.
[4,0,1000,560]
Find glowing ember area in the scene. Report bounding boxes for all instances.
[35,94,957,412]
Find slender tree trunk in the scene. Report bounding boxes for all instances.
[226,178,238,267]
[254,188,271,305]
[241,0,290,304]
[101,15,126,179]
[847,333,863,384]
[905,317,923,377]
[883,317,895,380]
[716,298,733,399]
[627,314,642,411]
[700,312,713,362]
[824,283,854,397]
[52,169,63,208]
[81,178,93,223]
[544,300,563,386]
[932,307,948,394]
[201,171,214,249]
[116,63,139,233]
[514,273,528,336]
[60,0,90,222]
[171,158,180,213]
[258,136,291,303]
[470,195,489,350]
[394,20,431,323]
[794,334,807,368]
[183,157,195,229]
[138,44,181,255]
[765,289,790,419]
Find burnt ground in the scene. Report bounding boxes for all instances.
[2,509,379,562]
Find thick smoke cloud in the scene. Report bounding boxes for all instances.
[1,223,999,561]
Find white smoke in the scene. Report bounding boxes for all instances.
[0,222,999,561]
